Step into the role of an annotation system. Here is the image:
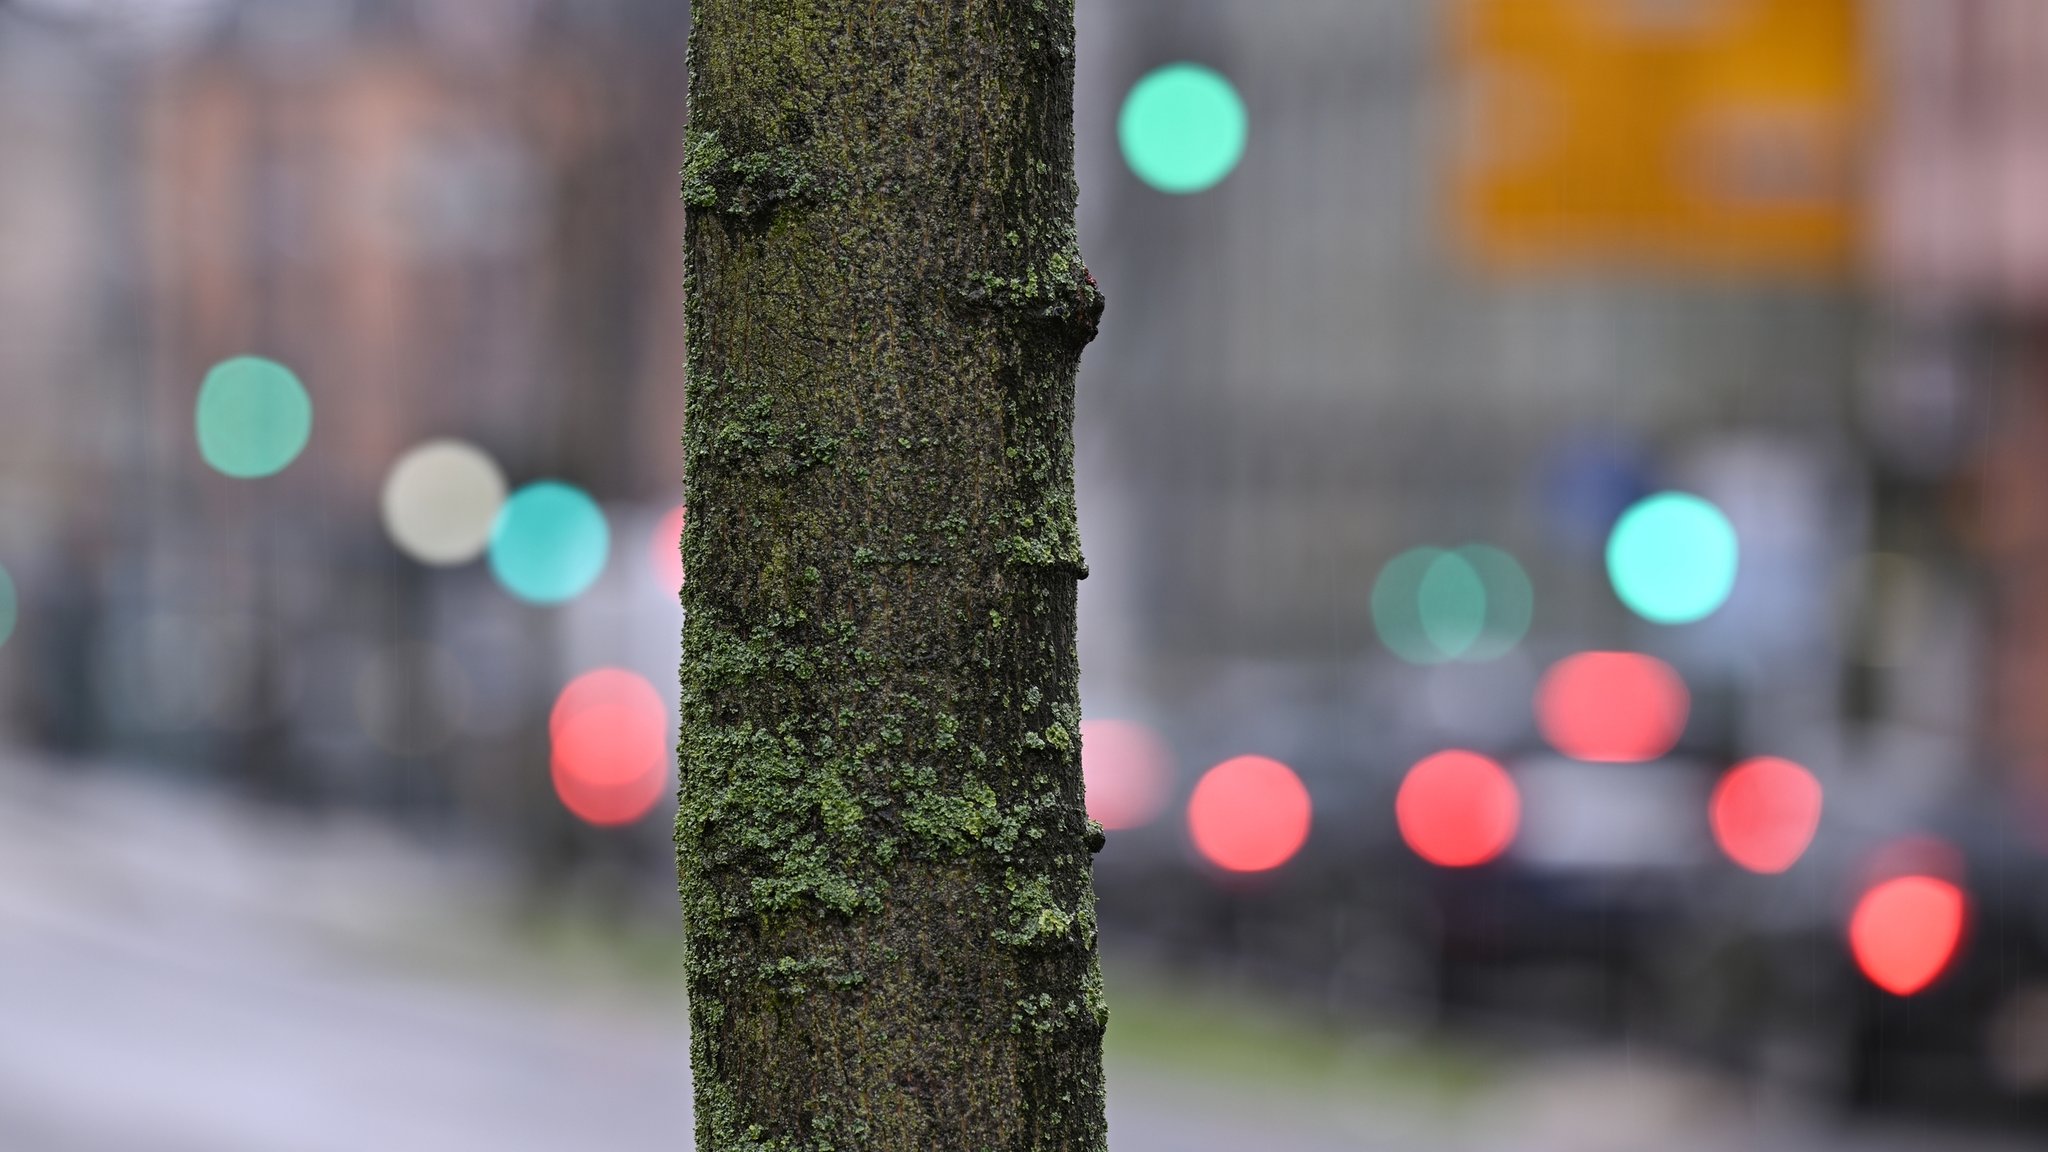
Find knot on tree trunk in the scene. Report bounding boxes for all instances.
[959,258,1105,350]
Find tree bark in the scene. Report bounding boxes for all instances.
[677,2,1107,1150]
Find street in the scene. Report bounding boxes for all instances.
[0,756,2028,1152]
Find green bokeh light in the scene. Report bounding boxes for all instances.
[0,563,15,650]
[1373,547,1446,664]
[1375,544,1534,664]
[1460,545,1533,660]
[489,481,610,605]
[1606,492,1738,624]
[195,356,312,478]
[1418,551,1486,658]
[1118,62,1247,194]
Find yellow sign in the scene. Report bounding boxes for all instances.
[1450,0,1861,273]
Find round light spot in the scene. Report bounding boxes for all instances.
[652,503,686,594]
[1373,547,1448,664]
[195,356,312,478]
[1118,62,1247,194]
[1535,651,1689,762]
[1396,750,1520,868]
[1850,875,1966,996]
[552,668,667,786]
[1710,756,1823,874]
[1081,718,1172,831]
[1375,545,1532,664]
[1188,755,1311,873]
[551,668,669,827]
[380,439,508,566]
[489,481,609,605]
[553,756,670,827]
[1606,492,1739,624]
[1459,545,1534,660]
[1418,551,1486,659]
[0,563,14,650]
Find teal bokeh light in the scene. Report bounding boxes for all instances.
[1606,492,1738,624]
[1460,544,1533,660]
[1118,62,1247,194]
[1418,550,1486,658]
[1373,547,1448,664]
[0,563,15,650]
[1375,544,1534,663]
[195,356,312,478]
[489,481,610,605]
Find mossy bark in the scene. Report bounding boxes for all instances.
[677,2,1106,1150]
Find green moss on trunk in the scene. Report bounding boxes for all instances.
[677,1,1106,1149]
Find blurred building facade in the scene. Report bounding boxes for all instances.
[0,0,690,882]
[1078,0,1869,814]
[0,0,2043,999]
[1869,0,2048,780]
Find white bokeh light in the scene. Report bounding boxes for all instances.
[380,439,508,566]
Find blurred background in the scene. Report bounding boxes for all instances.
[4,0,2048,1148]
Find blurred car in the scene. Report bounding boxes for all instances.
[1701,780,2048,1118]
[1420,751,1718,1030]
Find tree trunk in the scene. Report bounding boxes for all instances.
[677,2,1107,1150]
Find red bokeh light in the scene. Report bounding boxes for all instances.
[552,668,667,786]
[553,755,670,827]
[1710,756,1824,874]
[652,504,685,592]
[1396,750,1520,868]
[1535,651,1689,762]
[1081,718,1171,830]
[1187,755,1311,873]
[1850,875,1967,996]
[550,668,669,826]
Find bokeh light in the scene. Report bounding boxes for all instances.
[0,563,14,650]
[194,356,313,478]
[1710,756,1823,873]
[1459,544,1534,660]
[1081,718,1172,831]
[1118,62,1247,194]
[1373,547,1450,664]
[1850,875,1967,996]
[551,668,667,785]
[489,481,610,605]
[551,668,668,826]
[1396,750,1519,868]
[1375,545,1532,663]
[1187,755,1311,873]
[380,439,508,566]
[552,755,670,827]
[1535,651,1689,762]
[1605,492,1738,624]
[651,503,686,593]
[1418,550,1486,658]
